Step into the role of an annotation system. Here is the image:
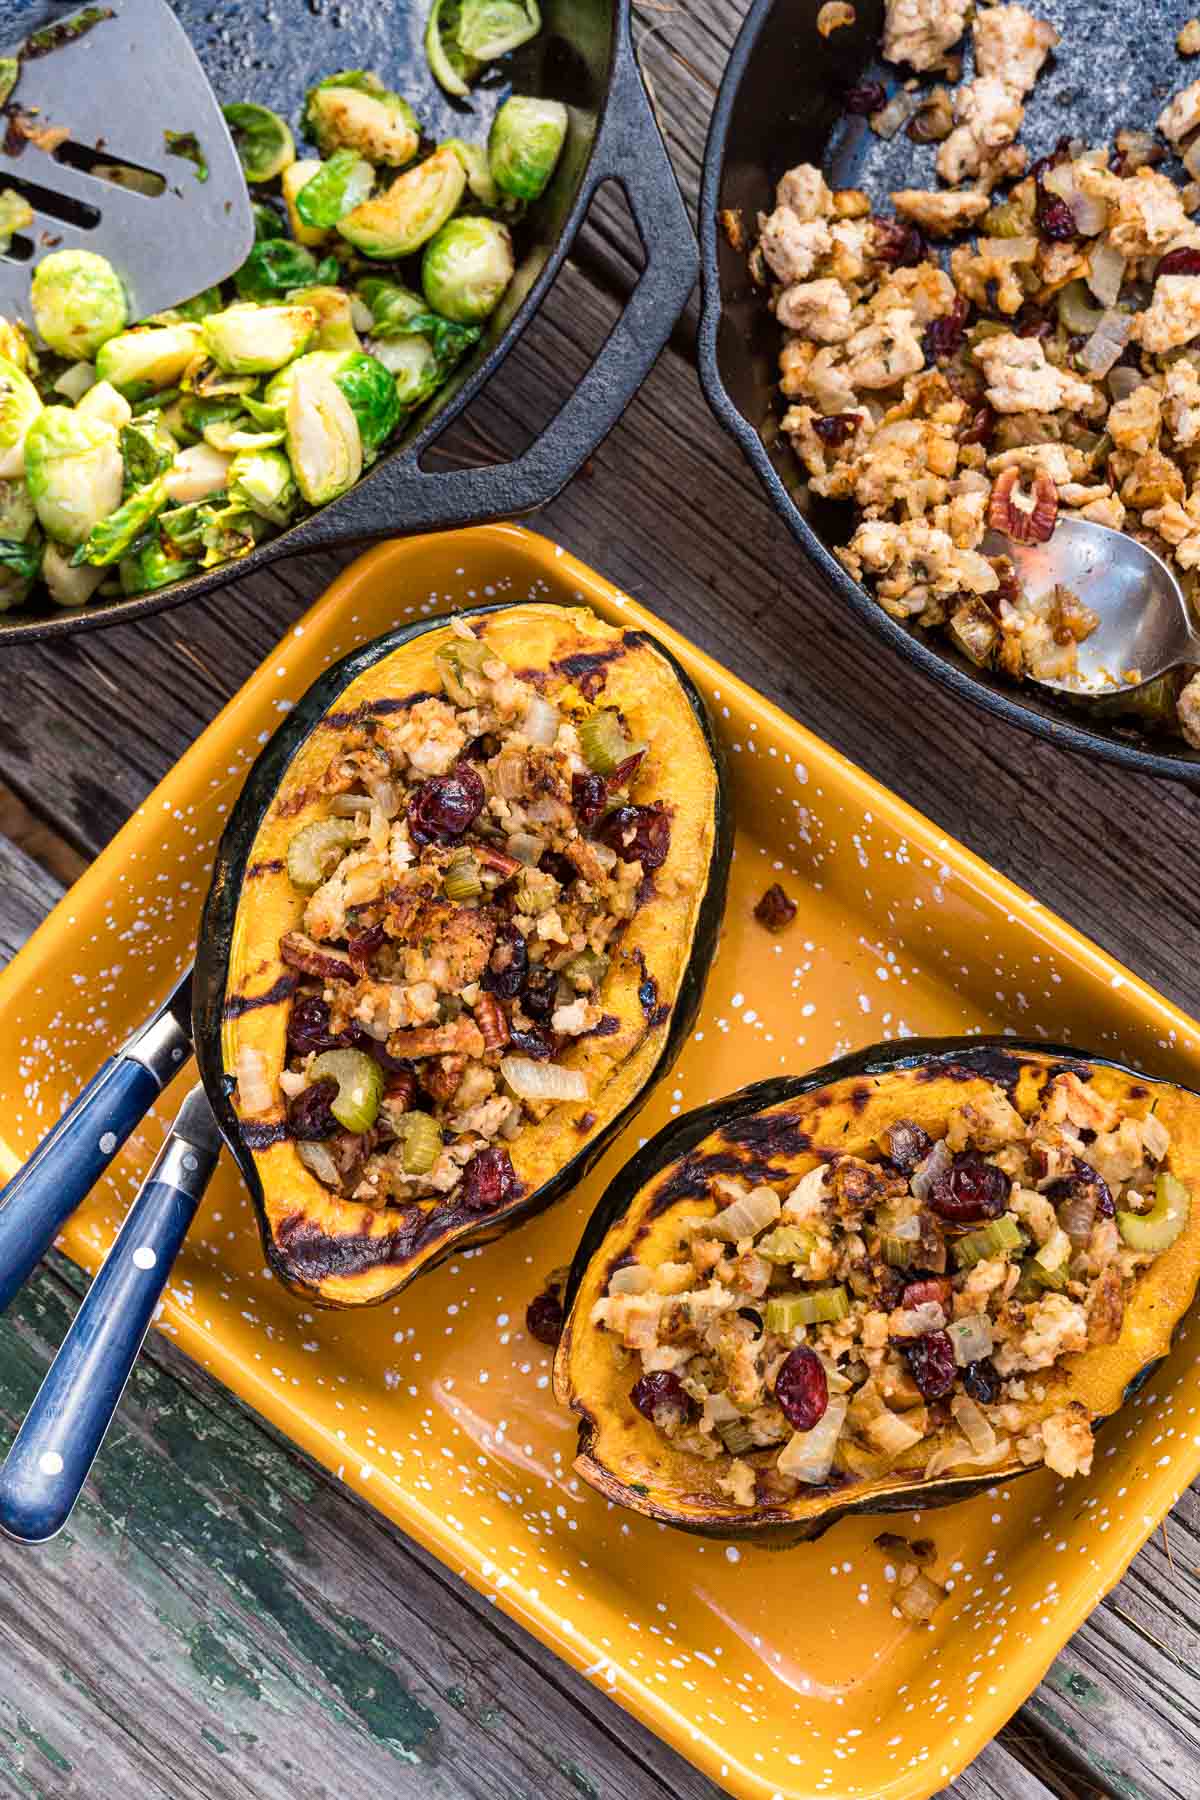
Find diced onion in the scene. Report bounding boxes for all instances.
[234,1044,274,1115]
[866,1409,926,1458]
[950,1393,998,1457]
[297,1139,341,1187]
[924,1431,1010,1479]
[891,1300,946,1338]
[368,777,400,819]
[777,1396,848,1484]
[710,1184,781,1242]
[330,792,372,814]
[887,1213,922,1242]
[1057,1188,1097,1246]
[609,1263,654,1296]
[870,92,916,140]
[977,234,1037,263]
[947,1313,993,1366]
[1042,161,1076,200]
[506,830,545,865]
[1142,1113,1171,1160]
[701,1390,742,1428]
[501,1055,588,1103]
[523,695,561,746]
[895,1569,945,1624]
[1077,309,1132,376]
[911,1138,951,1202]
[1108,364,1143,403]
[1086,237,1126,307]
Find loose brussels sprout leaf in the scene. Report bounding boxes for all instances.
[0,187,32,254]
[234,239,330,303]
[25,407,124,545]
[0,535,41,585]
[0,59,18,108]
[357,278,426,336]
[288,284,361,352]
[222,102,296,182]
[120,534,198,595]
[424,0,474,97]
[76,379,132,433]
[165,130,208,182]
[203,303,319,375]
[72,475,168,567]
[296,151,376,229]
[171,286,224,323]
[95,324,204,400]
[442,138,500,208]
[160,497,217,551]
[121,415,176,486]
[285,358,363,504]
[241,395,287,431]
[24,7,114,59]
[489,96,566,201]
[31,249,128,360]
[421,216,514,323]
[183,360,260,400]
[199,501,265,569]
[338,145,466,259]
[180,394,243,436]
[371,332,440,408]
[203,416,285,454]
[0,477,36,542]
[282,161,331,247]
[305,79,420,168]
[230,446,300,525]
[43,539,103,608]
[162,442,233,505]
[457,0,541,58]
[253,201,287,242]
[0,355,42,477]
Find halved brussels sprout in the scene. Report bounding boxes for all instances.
[76,380,133,433]
[425,0,541,97]
[0,355,42,478]
[0,187,32,254]
[120,534,198,595]
[288,285,361,352]
[222,102,296,182]
[421,216,514,323]
[229,446,300,525]
[296,151,376,229]
[31,250,128,360]
[372,332,440,408]
[489,96,567,201]
[72,476,168,568]
[305,73,420,168]
[0,477,36,542]
[283,161,331,247]
[357,278,427,336]
[285,358,363,504]
[235,240,340,303]
[95,324,204,400]
[42,539,101,608]
[199,501,265,569]
[203,303,319,375]
[163,442,233,504]
[0,317,35,375]
[24,407,124,546]
[338,145,466,259]
[442,137,501,207]
[268,349,400,452]
[170,285,225,324]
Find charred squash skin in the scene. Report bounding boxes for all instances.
[553,1039,1200,1544]
[194,602,732,1308]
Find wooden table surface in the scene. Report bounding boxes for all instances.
[2,4,1199,1797]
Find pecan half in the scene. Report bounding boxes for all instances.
[388,1016,487,1061]
[987,466,1058,545]
[279,931,356,983]
[474,992,511,1052]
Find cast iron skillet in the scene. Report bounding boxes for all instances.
[0,0,697,642]
[698,0,1200,782]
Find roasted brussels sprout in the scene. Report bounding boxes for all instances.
[171,285,225,323]
[0,477,36,543]
[285,358,363,504]
[0,355,42,478]
[24,408,124,545]
[162,441,233,505]
[338,145,466,259]
[95,324,204,399]
[222,102,296,182]
[425,0,541,98]
[234,240,340,303]
[421,216,514,323]
[42,539,101,608]
[305,71,420,168]
[120,534,198,595]
[372,333,441,408]
[72,476,168,568]
[357,278,427,336]
[442,137,501,207]
[266,349,400,451]
[229,446,300,525]
[288,285,361,352]
[283,161,331,247]
[252,201,288,242]
[76,379,132,434]
[489,96,567,202]
[202,303,318,374]
[296,151,376,229]
[31,250,128,360]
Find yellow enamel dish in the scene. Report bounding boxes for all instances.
[2,524,1200,1800]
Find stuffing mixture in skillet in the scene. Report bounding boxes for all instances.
[751,1,1200,739]
[273,617,668,1209]
[591,1069,1189,1501]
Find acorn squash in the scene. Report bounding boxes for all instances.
[553,1038,1200,1543]
[196,601,731,1307]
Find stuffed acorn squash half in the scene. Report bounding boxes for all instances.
[554,1039,1200,1543]
[202,601,731,1306]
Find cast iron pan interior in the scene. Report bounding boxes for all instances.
[0,0,697,640]
[698,0,1200,781]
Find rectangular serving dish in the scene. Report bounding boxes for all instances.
[4,523,1200,1800]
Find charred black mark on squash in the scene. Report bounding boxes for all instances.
[239,1118,289,1150]
[274,1183,530,1282]
[246,857,284,880]
[1129,1083,1150,1099]
[717,1111,813,1158]
[551,643,627,699]
[223,971,297,1019]
[631,949,670,1028]
[917,1048,1022,1095]
[849,1083,873,1114]
[581,1014,620,1039]
[320,691,439,730]
[646,1147,792,1217]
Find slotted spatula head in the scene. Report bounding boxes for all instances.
[0,0,253,323]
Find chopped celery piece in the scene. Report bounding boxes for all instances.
[765,1285,849,1333]
[397,1111,443,1173]
[756,1225,815,1264]
[954,1215,1024,1269]
[579,707,644,775]
[1014,1257,1067,1299]
[443,850,482,901]
[882,1233,917,1268]
[718,1417,756,1457]
[309,1049,382,1133]
[563,949,608,992]
[1118,1170,1190,1253]
[286,816,357,891]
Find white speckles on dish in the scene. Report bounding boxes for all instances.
[38,1451,63,1477]
[98,1131,118,1155]
[132,1246,157,1271]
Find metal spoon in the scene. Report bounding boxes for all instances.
[983,517,1200,695]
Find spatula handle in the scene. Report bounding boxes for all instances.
[0,1113,219,1544]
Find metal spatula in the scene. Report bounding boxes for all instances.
[0,0,253,323]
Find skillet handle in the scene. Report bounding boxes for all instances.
[0,1002,192,1316]
[274,0,698,542]
[0,1092,220,1544]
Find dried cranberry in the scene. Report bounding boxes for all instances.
[347,919,387,975]
[1157,246,1200,278]
[844,79,887,115]
[526,1291,564,1345]
[960,404,995,448]
[962,1357,1002,1405]
[287,1077,338,1141]
[483,921,528,999]
[903,1329,958,1400]
[872,216,925,268]
[608,749,646,789]
[572,769,609,830]
[1029,136,1072,185]
[812,412,859,447]
[459,1145,519,1212]
[754,882,797,931]
[883,1118,933,1173]
[287,996,343,1057]
[597,803,672,871]
[522,963,559,1020]
[1045,1158,1115,1223]
[902,1275,952,1309]
[1034,173,1077,243]
[924,295,969,360]
[630,1370,692,1428]
[928,1152,1011,1222]
[407,762,485,844]
[508,1024,557,1059]
[774,1347,830,1431]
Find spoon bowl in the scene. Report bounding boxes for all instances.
[985,517,1200,695]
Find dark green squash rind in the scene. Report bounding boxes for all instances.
[195,603,733,1306]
